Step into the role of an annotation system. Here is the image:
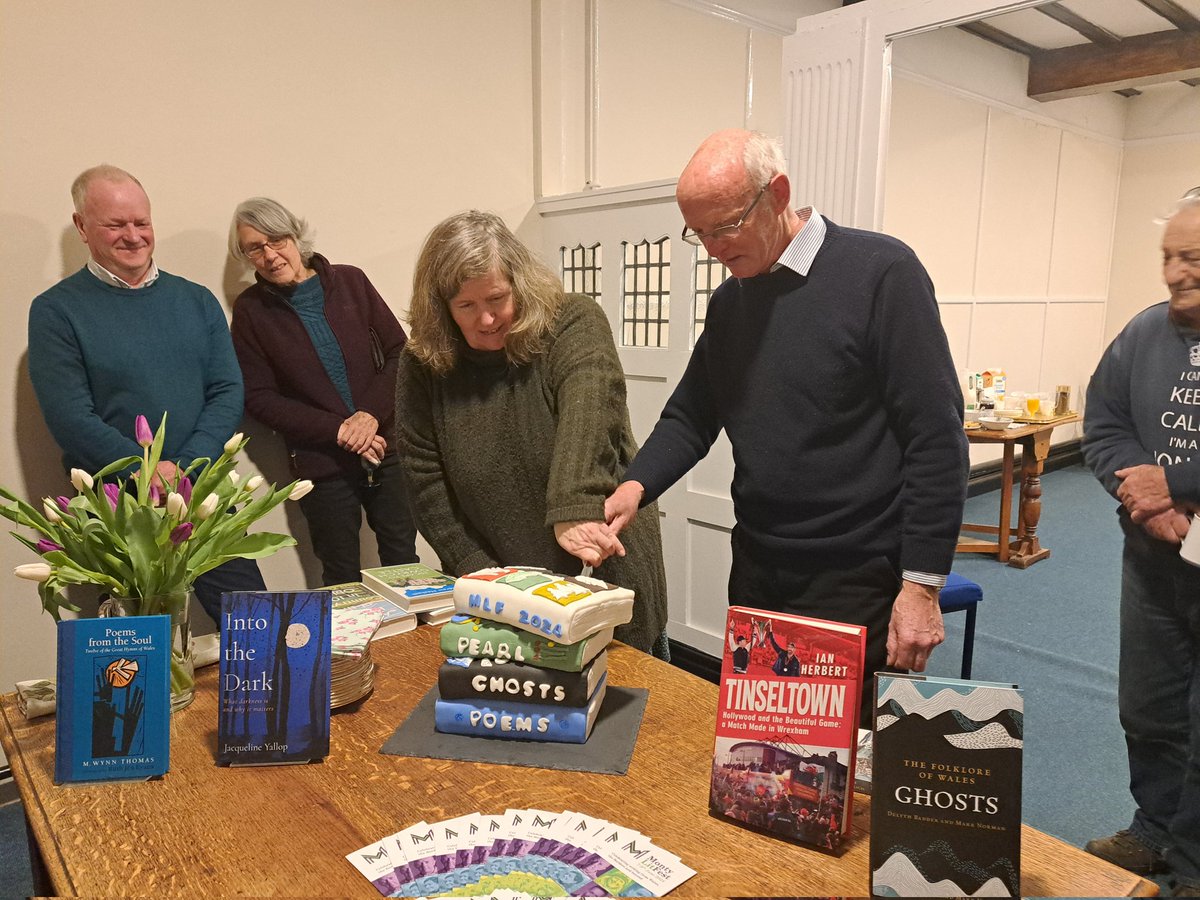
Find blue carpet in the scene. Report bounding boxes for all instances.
[930,465,1133,856]
[0,797,35,898]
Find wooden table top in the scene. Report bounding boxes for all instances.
[966,412,1081,442]
[1,625,1155,897]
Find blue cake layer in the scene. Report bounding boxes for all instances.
[434,675,607,744]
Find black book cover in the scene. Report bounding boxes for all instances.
[870,673,1023,897]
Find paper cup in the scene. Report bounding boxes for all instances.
[1180,514,1200,568]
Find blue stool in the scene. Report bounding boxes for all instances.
[939,573,982,679]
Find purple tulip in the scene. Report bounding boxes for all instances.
[169,522,193,545]
[135,415,153,448]
[178,476,193,504]
[149,481,163,506]
[36,539,63,554]
[103,483,121,510]
[55,496,71,513]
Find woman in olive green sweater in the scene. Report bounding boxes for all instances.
[397,210,668,656]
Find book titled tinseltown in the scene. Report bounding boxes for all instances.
[361,563,454,613]
[328,580,416,641]
[217,591,332,766]
[55,614,171,783]
[710,606,865,853]
[870,673,1023,897]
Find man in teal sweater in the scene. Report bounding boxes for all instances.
[27,165,265,620]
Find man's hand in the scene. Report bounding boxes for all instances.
[1140,505,1192,545]
[886,580,945,671]
[604,481,645,536]
[337,411,380,455]
[1115,464,1173,523]
[554,520,626,567]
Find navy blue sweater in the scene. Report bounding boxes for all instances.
[624,218,968,575]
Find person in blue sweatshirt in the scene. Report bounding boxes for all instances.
[603,130,968,725]
[27,165,266,622]
[1081,187,1200,897]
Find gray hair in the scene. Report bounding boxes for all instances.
[407,210,563,375]
[71,165,144,214]
[743,132,787,190]
[229,197,316,263]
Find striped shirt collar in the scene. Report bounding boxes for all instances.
[86,258,160,289]
[772,208,825,276]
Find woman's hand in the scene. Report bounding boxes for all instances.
[554,520,626,568]
[338,411,380,454]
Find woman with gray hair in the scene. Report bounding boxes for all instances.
[397,210,669,657]
[229,197,417,585]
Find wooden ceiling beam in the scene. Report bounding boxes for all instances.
[1028,28,1200,100]
[1038,2,1121,44]
[959,20,1041,56]
[1136,0,1200,32]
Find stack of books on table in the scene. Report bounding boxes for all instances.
[330,604,386,709]
[434,566,631,744]
[361,563,456,625]
[328,580,416,641]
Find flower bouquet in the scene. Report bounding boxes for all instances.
[0,413,312,711]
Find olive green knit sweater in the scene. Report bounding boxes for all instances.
[396,294,667,653]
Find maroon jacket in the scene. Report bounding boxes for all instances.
[230,253,406,481]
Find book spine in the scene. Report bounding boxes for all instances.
[437,654,605,706]
[438,618,595,672]
[53,621,75,783]
[433,678,606,744]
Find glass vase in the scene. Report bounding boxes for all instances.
[100,587,196,713]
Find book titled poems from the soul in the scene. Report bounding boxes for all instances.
[55,614,171,784]
[870,673,1024,898]
[217,590,332,766]
[709,606,866,853]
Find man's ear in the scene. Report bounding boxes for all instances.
[72,213,88,244]
[767,172,792,213]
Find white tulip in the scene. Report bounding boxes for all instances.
[166,492,187,517]
[228,471,241,488]
[244,475,264,493]
[14,563,52,582]
[70,468,93,491]
[223,433,244,455]
[288,480,314,501]
[195,493,220,520]
[43,498,62,523]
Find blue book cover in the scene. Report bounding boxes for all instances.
[54,614,171,784]
[217,591,332,766]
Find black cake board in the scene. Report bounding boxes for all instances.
[380,685,648,775]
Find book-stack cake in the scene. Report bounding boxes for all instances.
[433,566,633,744]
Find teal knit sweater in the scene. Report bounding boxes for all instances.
[28,267,244,473]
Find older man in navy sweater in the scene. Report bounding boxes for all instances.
[605,130,968,723]
[28,164,266,621]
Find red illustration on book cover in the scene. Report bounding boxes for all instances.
[709,605,866,853]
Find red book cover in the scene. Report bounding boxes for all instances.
[709,605,866,853]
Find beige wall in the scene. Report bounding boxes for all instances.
[881,27,1138,470]
[1106,85,1200,345]
[0,0,536,703]
[537,0,783,196]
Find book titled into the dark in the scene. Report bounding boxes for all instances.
[710,605,865,854]
[55,614,171,784]
[217,590,332,766]
[870,673,1024,898]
